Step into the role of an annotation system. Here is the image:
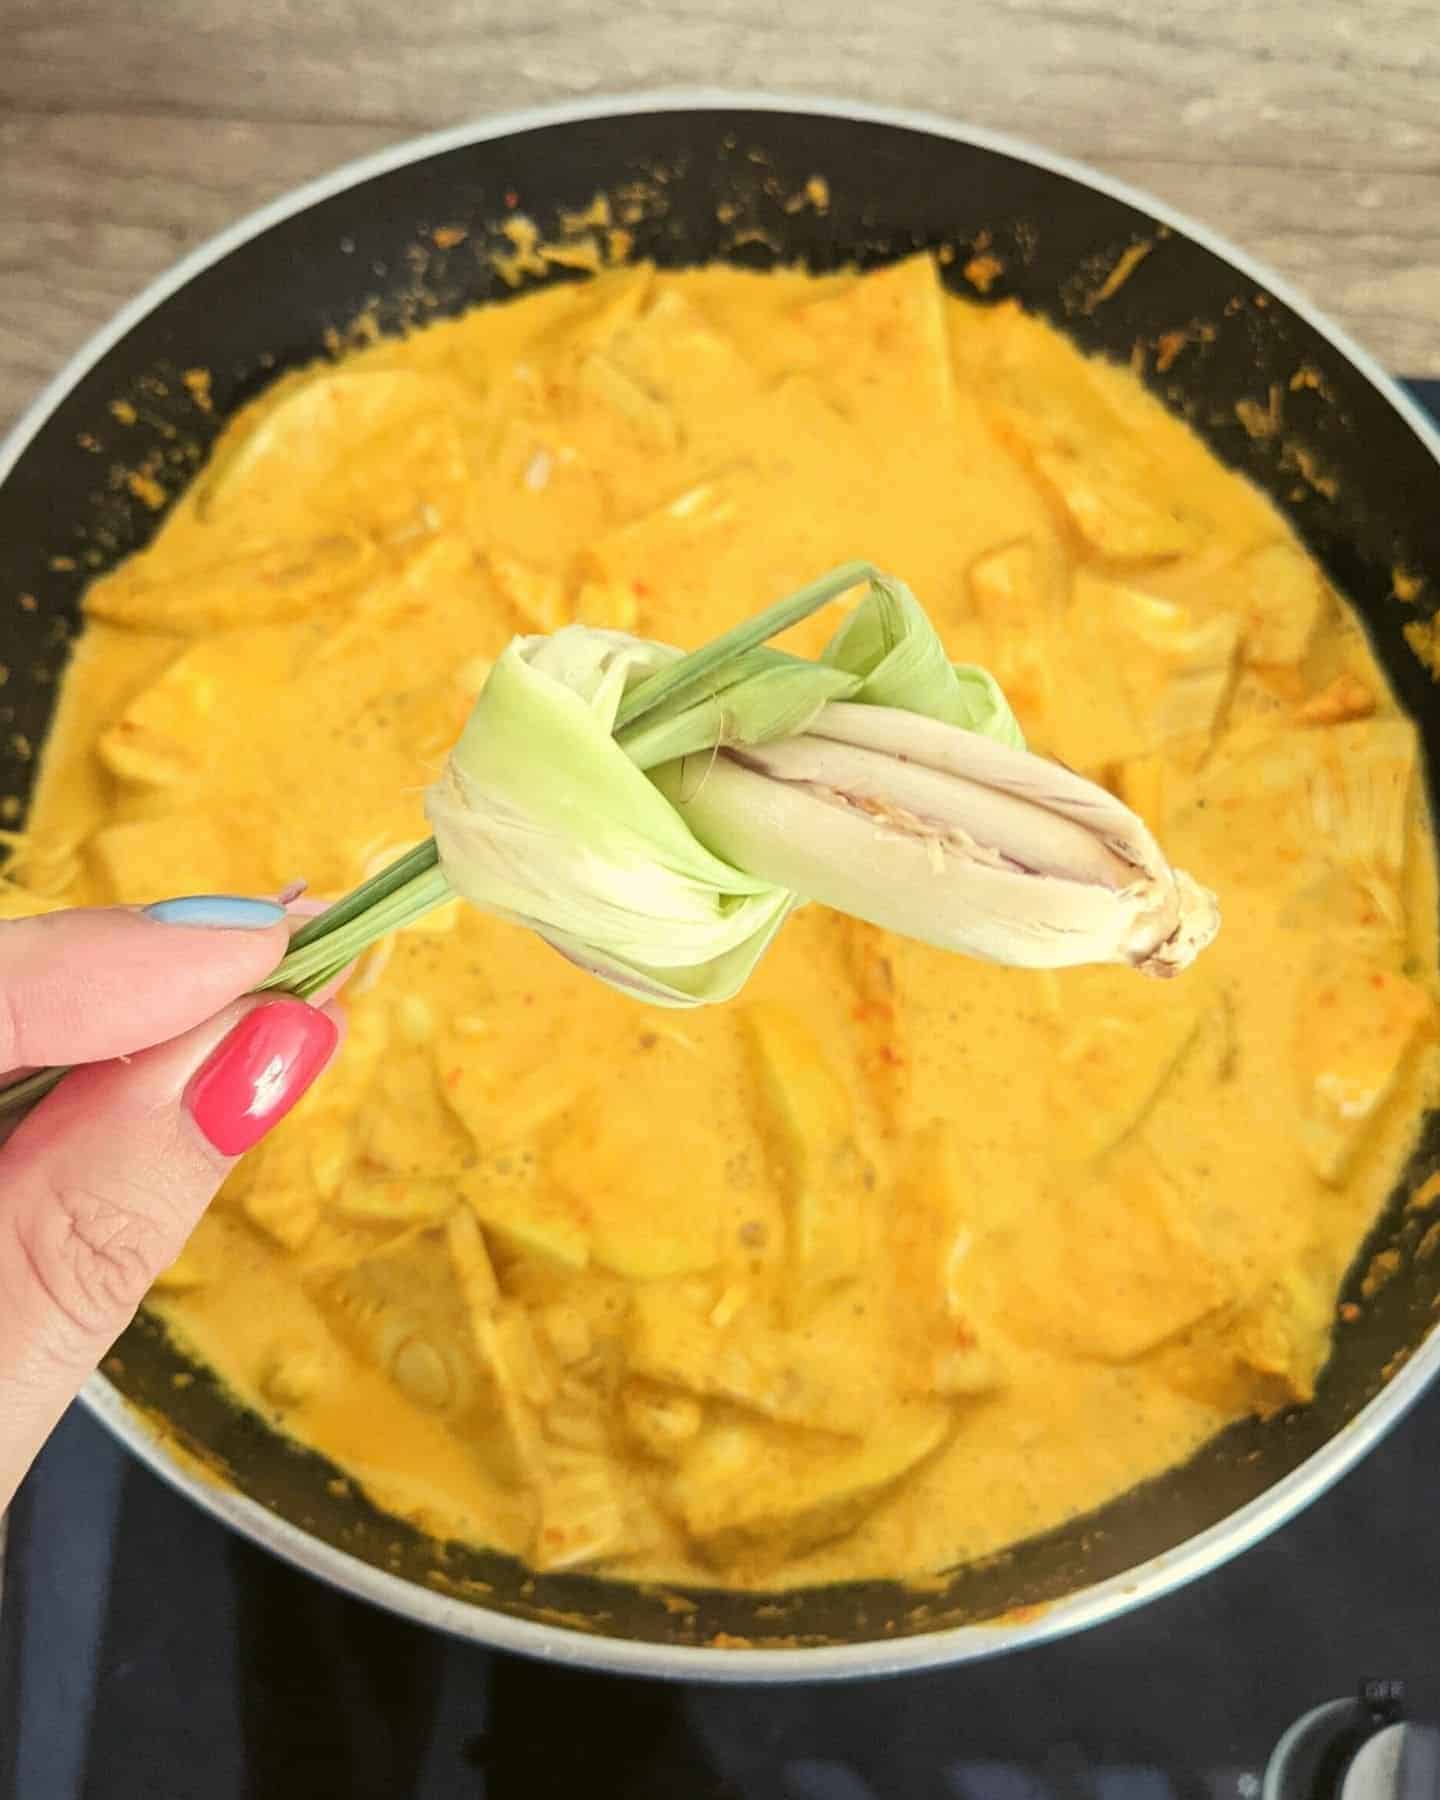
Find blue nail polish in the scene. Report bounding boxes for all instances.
[145,895,288,931]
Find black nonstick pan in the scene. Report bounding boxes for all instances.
[3,95,1438,1680]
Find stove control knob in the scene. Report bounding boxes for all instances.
[1264,1688,1435,1800]
[1340,1725,1440,1800]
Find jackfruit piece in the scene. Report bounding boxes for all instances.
[1180,715,1418,912]
[1295,673,1376,726]
[445,1205,501,1313]
[484,548,568,632]
[97,623,308,790]
[95,726,193,792]
[1034,444,1203,563]
[1151,1258,1335,1416]
[362,1054,473,1180]
[576,350,680,452]
[571,576,640,631]
[668,1400,950,1564]
[625,1279,880,1436]
[447,1209,551,1483]
[927,1335,1006,1400]
[458,1157,590,1272]
[331,1176,457,1227]
[303,1000,390,1128]
[1138,616,1238,750]
[607,288,763,423]
[89,811,260,905]
[1232,1263,1337,1408]
[743,1004,866,1292]
[833,916,911,1130]
[1277,869,1399,943]
[239,1127,324,1252]
[196,368,471,541]
[436,1029,578,1153]
[886,1120,1008,1401]
[243,1180,322,1254]
[85,533,378,634]
[1065,574,1238,766]
[1231,540,1327,666]
[965,539,1060,735]
[549,1090,722,1280]
[254,1003,391,1215]
[620,1378,704,1459]
[792,255,955,431]
[543,1386,611,1453]
[977,304,1203,563]
[1046,975,1205,1161]
[314,1227,484,1423]
[740,371,856,453]
[997,1142,1231,1362]
[535,1303,593,1368]
[1293,954,1433,1182]
[542,261,654,353]
[258,1335,346,1409]
[532,1451,630,1572]
[968,538,1043,619]
[580,469,759,599]
[1308,718,1417,881]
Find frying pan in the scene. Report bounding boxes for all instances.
[3,93,1439,1682]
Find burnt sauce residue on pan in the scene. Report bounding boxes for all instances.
[3,112,1440,1647]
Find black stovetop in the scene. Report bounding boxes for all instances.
[3,382,1439,1800]
[5,1378,1439,1800]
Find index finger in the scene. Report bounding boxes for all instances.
[0,899,292,1071]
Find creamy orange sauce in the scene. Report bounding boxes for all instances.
[15,256,1439,1589]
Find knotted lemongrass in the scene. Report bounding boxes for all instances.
[0,562,1218,1118]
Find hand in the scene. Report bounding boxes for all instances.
[0,896,342,1508]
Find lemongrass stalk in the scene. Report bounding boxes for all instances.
[253,862,454,999]
[0,559,1220,1120]
[0,564,881,1119]
[653,704,1220,976]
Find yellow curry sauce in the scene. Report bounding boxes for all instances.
[15,256,1439,1588]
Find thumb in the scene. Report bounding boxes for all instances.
[0,994,339,1505]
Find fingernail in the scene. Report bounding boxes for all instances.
[146,895,288,931]
[186,1000,339,1156]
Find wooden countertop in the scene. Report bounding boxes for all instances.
[2,0,1437,437]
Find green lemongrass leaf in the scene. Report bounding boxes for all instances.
[427,640,791,1005]
[823,572,1025,749]
[613,558,877,732]
[616,648,860,770]
[519,625,678,718]
[0,1064,68,1121]
[256,862,456,999]
[3,559,1027,1117]
[279,561,885,985]
[284,837,440,957]
[538,892,800,1008]
[440,640,779,902]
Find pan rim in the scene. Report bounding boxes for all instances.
[6,87,1439,1681]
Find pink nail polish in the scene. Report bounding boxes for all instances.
[186,1000,339,1156]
